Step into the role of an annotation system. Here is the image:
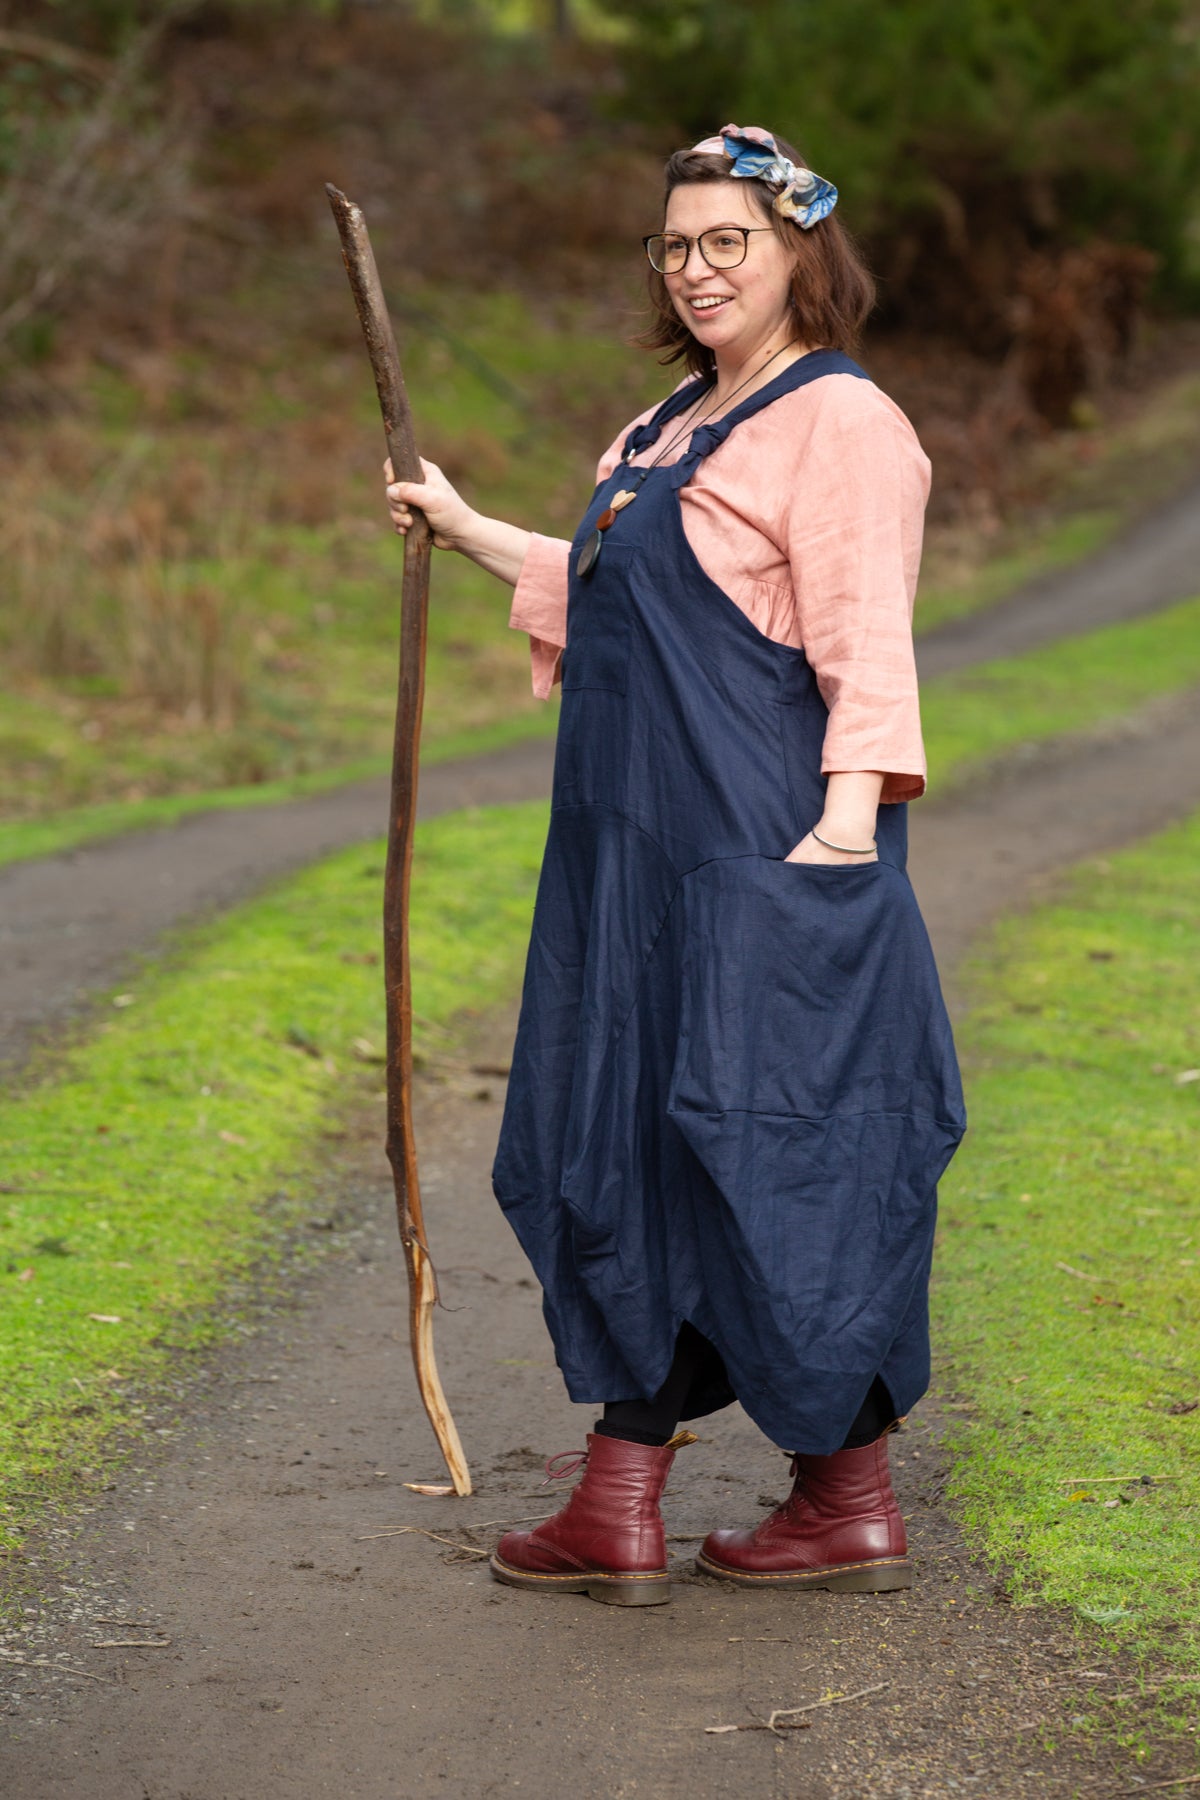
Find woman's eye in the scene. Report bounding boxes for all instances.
[711,234,740,250]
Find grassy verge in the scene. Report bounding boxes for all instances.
[920,591,1200,792]
[936,808,1200,1734]
[0,799,550,1574]
[915,366,1200,633]
[0,706,557,870]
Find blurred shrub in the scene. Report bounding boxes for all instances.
[0,422,256,724]
[605,0,1200,323]
[0,14,193,369]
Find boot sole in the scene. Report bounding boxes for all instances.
[695,1551,914,1592]
[489,1553,671,1606]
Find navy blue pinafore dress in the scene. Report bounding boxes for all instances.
[492,350,966,1455]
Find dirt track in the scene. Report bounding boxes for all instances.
[3,496,1200,1796]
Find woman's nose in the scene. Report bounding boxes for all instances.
[682,239,713,277]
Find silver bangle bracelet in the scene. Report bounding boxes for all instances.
[811,828,877,856]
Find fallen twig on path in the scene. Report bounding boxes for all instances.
[465,1513,554,1531]
[0,1649,109,1682]
[357,1511,553,1543]
[90,1638,171,1649]
[1115,1777,1200,1794]
[1057,1475,1168,1485]
[705,1680,890,1735]
[704,1716,816,1735]
[355,1525,488,1557]
[765,1682,890,1731]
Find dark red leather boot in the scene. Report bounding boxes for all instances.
[490,1431,694,1606]
[697,1427,913,1591]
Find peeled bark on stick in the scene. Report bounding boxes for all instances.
[325,182,471,1498]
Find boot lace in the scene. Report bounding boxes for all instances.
[770,1452,808,1524]
[541,1448,588,1484]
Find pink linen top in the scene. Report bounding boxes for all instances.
[509,369,931,804]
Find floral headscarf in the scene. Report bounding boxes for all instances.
[690,123,838,229]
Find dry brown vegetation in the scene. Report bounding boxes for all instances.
[1,4,1197,801]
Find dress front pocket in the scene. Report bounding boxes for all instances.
[668,855,918,1121]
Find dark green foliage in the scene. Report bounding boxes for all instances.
[606,0,1200,318]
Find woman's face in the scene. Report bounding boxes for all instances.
[662,178,797,365]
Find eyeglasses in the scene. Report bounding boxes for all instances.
[642,226,775,274]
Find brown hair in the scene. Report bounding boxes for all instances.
[636,136,876,377]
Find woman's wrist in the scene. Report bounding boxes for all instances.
[451,511,532,587]
[818,773,884,849]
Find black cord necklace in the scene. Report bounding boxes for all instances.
[576,342,795,579]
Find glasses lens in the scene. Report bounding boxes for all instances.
[646,234,687,273]
[699,229,748,269]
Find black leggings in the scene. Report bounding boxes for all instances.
[598,1322,896,1451]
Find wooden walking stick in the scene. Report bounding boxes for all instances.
[326,183,471,1497]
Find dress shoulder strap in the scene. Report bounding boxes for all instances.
[620,376,716,463]
[619,349,870,473]
[666,350,869,488]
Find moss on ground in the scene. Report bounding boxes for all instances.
[0,800,549,1569]
[936,808,1200,1724]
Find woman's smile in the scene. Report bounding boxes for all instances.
[686,294,734,313]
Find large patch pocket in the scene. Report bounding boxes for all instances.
[667,855,928,1122]
[664,855,965,1372]
[560,543,635,697]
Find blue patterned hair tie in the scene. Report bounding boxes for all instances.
[691,123,837,230]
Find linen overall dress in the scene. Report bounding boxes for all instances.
[492,350,966,1455]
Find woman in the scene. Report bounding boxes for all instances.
[386,125,966,1608]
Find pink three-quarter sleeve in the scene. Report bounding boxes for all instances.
[782,381,929,803]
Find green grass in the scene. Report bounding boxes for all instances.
[0,799,550,1567]
[936,808,1200,1718]
[921,591,1200,792]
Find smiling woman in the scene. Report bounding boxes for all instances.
[638,127,871,374]
[383,122,964,1609]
